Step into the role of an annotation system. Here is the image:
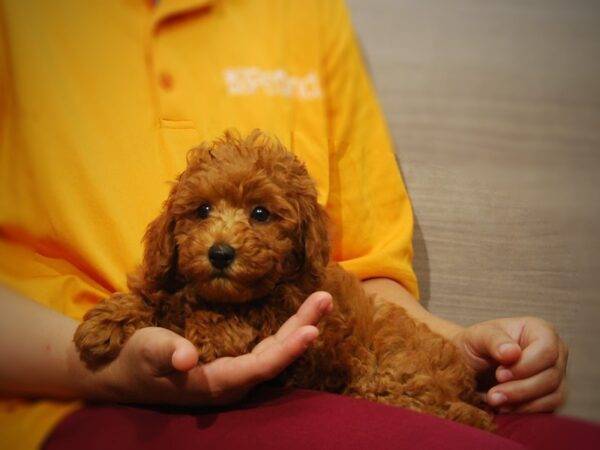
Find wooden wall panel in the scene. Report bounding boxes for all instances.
[346,0,600,421]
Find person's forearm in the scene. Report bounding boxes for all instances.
[0,286,94,399]
[1,278,459,400]
[361,278,465,342]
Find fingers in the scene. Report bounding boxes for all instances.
[171,341,200,372]
[483,319,568,413]
[199,325,319,404]
[462,321,522,370]
[500,379,567,414]
[488,334,568,412]
[197,292,332,403]
[211,291,333,386]
[495,319,562,382]
[214,325,319,384]
[488,365,563,407]
[492,377,568,414]
[273,291,333,341]
[252,321,321,383]
[128,327,198,376]
[252,291,332,354]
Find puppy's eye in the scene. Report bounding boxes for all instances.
[250,206,271,223]
[197,203,212,219]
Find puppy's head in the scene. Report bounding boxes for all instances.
[140,129,330,303]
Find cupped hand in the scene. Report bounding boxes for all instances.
[91,291,333,406]
[453,317,568,413]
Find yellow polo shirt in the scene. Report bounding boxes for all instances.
[0,0,418,447]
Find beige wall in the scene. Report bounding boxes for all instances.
[346,0,600,421]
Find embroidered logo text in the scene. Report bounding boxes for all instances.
[224,67,322,100]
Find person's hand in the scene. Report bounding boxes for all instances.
[453,317,568,413]
[83,291,333,406]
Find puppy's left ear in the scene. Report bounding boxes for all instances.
[298,196,331,285]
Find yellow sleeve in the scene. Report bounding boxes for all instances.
[320,0,419,299]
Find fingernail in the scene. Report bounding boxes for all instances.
[497,368,513,382]
[489,392,507,406]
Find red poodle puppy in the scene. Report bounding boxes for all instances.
[74,130,494,430]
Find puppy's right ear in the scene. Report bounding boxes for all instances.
[140,206,179,293]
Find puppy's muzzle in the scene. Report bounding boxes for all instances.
[208,243,236,270]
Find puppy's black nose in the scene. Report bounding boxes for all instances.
[208,243,236,269]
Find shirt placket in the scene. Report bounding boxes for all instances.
[145,0,213,177]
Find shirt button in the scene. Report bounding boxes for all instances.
[159,71,174,91]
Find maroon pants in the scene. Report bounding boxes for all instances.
[44,387,600,450]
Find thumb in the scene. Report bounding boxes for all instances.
[131,327,198,375]
[464,322,522,368]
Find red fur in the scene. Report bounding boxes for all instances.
[74,130,494,430]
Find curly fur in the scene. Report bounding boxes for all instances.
[74,129,494,430]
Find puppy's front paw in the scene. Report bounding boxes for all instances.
[74,317,127,369]
[73,293,154,370]
[446,401,496,431]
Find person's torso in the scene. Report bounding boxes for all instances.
[0,0,332,300]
